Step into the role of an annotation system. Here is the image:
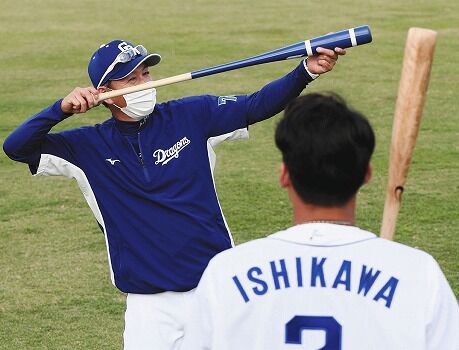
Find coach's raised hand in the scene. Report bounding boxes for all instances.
[307,47,346,75]
[61,86,99,114]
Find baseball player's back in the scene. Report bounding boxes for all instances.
[184,223,459,350]
[183,92,459,350]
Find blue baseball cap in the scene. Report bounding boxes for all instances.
[88,39,161,88]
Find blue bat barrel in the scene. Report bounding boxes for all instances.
[191,25,372,79]
[306,25,372,55]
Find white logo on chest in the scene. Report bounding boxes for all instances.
[106,158,120,165]
[153,137,191,166]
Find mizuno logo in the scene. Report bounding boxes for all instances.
[153,137,191,166]
[106,158,121,165]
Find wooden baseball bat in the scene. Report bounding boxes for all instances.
[380,28,437,240]
[97,25,372,101]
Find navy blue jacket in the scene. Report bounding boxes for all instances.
[3,62,314,293]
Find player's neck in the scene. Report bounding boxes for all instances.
[291,195,357,227]
[111,108,138,122]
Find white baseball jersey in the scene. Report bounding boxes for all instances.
[182,223,459,350]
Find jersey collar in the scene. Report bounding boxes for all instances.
[267,223,377,247]
[114,117,142,135]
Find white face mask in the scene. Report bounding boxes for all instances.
[114,88,157,121]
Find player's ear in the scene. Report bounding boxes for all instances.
[279,162,291,188]
[364,163,372,184]
[98,86,115,106]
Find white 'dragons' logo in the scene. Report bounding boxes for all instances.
[153,137,191,166]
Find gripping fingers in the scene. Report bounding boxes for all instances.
[74,93,88,113]
[307,46,345,75]
[66,87,99,113]
[334,47,346,56]
[81,88,98,109]
[318,59,334,71]
[316,47,336,57]
[316,47,346,60]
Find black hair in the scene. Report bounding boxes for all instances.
[275,93,375,207]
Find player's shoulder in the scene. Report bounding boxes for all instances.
[208,237,284,271]
[74,118,114,136]
[56,118,119,145]
[152,96,217,121]
[56,121,104,138]
[373,235,435,259]
[361,234,442,274]
[206,236,278,271]
[157,95,214,109]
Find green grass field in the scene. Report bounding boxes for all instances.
[1,0,458,348]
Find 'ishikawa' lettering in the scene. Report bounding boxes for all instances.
[358,265,381,296]
[373,277,399,308]
[332,260,352,291]
[232,256,399,309]
[311,257,327,287]
[248,267,268,296]
[270,259,290,290]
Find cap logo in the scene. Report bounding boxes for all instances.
[118,41,141,55]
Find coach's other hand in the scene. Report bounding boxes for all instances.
[61,87,99,114]
[307,47,346,75]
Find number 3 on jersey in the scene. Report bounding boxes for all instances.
[285,316,342,349]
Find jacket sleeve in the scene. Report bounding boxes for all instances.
[3,99,75,173]
[245,59,315,124]
[199,60,315,137]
